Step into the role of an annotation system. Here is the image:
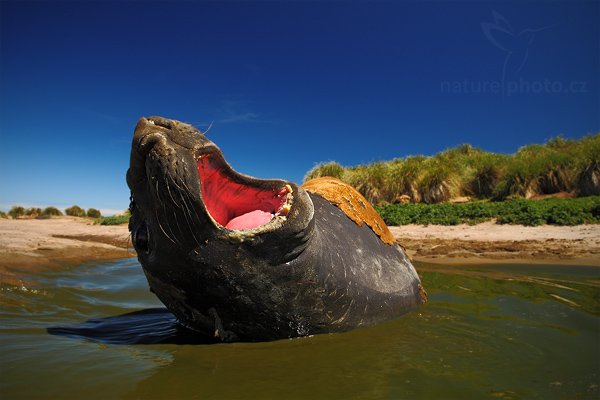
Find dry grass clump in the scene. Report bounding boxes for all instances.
[304,162,345,181]
[86,208,102,218]
[65,205,86,217]
[304,133,600,204]
[344,163,391,205]
[389,156,427,203]
[469,155,505,198]
[578,160,600,196]
[576,135,600,196]
[8,206,26,218]
[42,207,63,217]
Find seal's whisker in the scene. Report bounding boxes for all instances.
[165,170,182,210]
[164,201,183,247]
[118,231,137,256]
[155,206,177,246]
[172,174,202,248]
[178,189,202,249]
[165,170,189,243]
[149,171,182,247]
[203,120,214,136]
[172,210,186,244]
[166,170,182,189]
[177,176,200,222]
[118,232,133,249]
[179,178,204,226]
[153,179,178,246]
[161,175,184,247]
[162,198,182,248]
[155,179,162,206]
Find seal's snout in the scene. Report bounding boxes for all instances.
[133,117,168,152]
[137,132,167,155]
[145,116,173,129]
[127,117,170,189]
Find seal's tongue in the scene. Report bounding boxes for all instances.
[225,210,274,230]
[197,155,290,230]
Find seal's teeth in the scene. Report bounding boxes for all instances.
[278,204,291,216]
[275,184,293,198]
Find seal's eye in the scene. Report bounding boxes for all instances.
[129,196,136,213]
[134,221,150,253]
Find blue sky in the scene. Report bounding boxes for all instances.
[1,1,598,214]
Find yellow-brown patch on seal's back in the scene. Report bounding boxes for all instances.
[302,177,396,245]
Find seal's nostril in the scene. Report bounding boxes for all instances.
[138,132,167,154]
[147,117,172,130]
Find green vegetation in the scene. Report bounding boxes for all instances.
[3,204,121,221]
[25,207,42,217]
[86,208,102,218]
[8,206,26,218]
[41,207,63,217]
[95,210,130,225]
[8,205,49,219]
[376,197,600,226]
[65,205,86,217]
[305,134,600,205]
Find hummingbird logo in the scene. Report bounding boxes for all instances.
[481,11,554,83]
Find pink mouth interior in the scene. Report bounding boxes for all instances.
[197,156,289,230]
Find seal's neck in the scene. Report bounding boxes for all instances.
[232,185,315,265]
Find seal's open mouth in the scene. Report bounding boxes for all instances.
[197,154,291,230]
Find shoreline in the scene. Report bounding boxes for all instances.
[0,217,134,285]
[390,223,600,267]
[0,218,598,284]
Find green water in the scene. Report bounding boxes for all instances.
[1,259,599,399]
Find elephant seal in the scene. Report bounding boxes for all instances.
[127,116,426,342]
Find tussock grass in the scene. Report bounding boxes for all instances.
[4,205,109,220]
[8,206,26,218]
[42,207,63,217]
[577,135,600,196]
[345,163,391,205]
[305,133,600,204]
[65,205,86,217]
[86,208,102,218]
[304,162,345,181]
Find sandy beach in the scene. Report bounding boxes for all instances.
[1,217,598,284]
[390,223,600,266]
[0,217,134,285]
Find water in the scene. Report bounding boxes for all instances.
[1,258,599,399]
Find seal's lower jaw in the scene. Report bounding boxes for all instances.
[197,154,292,231]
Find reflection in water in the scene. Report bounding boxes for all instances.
[1,258,599,399]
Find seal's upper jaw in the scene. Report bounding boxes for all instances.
[197,152,293,231]
[127,116,297,236]
[134,116,215,153]
[127,116,214,188]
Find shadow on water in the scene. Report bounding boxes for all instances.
[47,308,217,345]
